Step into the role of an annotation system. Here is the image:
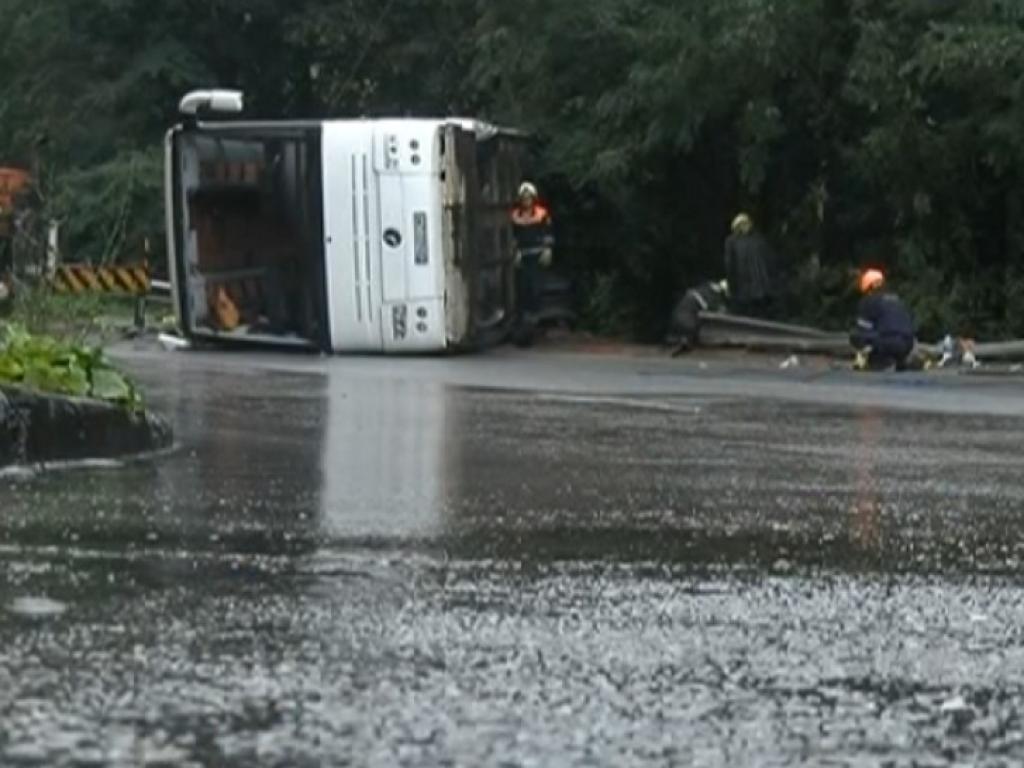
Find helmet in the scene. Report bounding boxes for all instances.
[713,279,729,295]
[518,181,538,200]
[859,268,885,294]
[731,213,753,235]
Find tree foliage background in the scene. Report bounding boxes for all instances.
[3,0,1024,339]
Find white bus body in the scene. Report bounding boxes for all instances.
[165,117,524,352]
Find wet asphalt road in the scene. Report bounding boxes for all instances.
[4,345,1024,766]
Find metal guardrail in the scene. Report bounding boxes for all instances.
[696,311,1024,362]
[698,312,836,340]
[697,312,848,354]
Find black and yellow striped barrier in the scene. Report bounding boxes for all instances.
[51,263,150,296]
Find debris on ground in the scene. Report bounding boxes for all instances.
[780,355,800,369]
[938,335,981,369]
[158,333,190,352]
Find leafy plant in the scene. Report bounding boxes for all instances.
[0,322,142,410]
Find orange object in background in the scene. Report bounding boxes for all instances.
[0,168,30,212]
[211,286,241,331]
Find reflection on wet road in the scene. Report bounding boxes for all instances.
[3,349,1024,766]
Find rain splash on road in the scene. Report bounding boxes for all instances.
[3,350,1024,766]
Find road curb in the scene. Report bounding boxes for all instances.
[0,386,172,468]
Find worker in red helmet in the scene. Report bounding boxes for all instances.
[850,268,916,370]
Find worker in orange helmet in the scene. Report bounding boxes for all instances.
[850,268,916,370]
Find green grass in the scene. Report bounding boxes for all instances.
[9,288,169,345]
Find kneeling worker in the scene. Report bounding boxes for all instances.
[850,268,916,370]
[666,279,729,353]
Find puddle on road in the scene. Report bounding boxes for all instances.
[7,596,68,618]
[5,368,1024,764]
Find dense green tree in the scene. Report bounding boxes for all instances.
[0,0,315,264]
[472,0,858,332]
[4,0,1024,338]
[473,0,1024,338]
[840,0,1024,336]
[288,0,479,116]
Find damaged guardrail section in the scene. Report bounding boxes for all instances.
[697,312,1024,363]
[0,386,172,468]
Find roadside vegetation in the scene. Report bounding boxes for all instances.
[0,320,142,408]
[0,288,145,408]
[2,0,1024,341]
[7,288,157,343]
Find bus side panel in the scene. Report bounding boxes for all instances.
[164,128,186,334]
[441,126,480,349]
[166,128,206,340]
[322,123,383,352]
[473,135,524,344]
[305,132,334,353]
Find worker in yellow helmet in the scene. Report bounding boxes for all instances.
[723,212,779,318]
[850,268,916,371]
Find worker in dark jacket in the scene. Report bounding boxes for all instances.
[666,279,729,353]
[850,268,916,370]
[511,181,554,343]
[723,212,778,318]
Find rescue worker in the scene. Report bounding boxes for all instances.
[511,181,554,344]
[849,268,916,370]
[723,212,778,318]
[666,279,729,353]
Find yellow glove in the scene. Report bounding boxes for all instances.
[853,349,869,371]
[539,248,553,268]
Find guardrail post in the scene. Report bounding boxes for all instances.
[134,294,146,330]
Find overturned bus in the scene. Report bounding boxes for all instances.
[165,91,526,352]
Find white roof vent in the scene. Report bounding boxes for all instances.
[179,89,244,116]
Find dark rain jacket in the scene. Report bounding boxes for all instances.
[723,232,777,304]
[850,292,915,350]
[668,282,728,344]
